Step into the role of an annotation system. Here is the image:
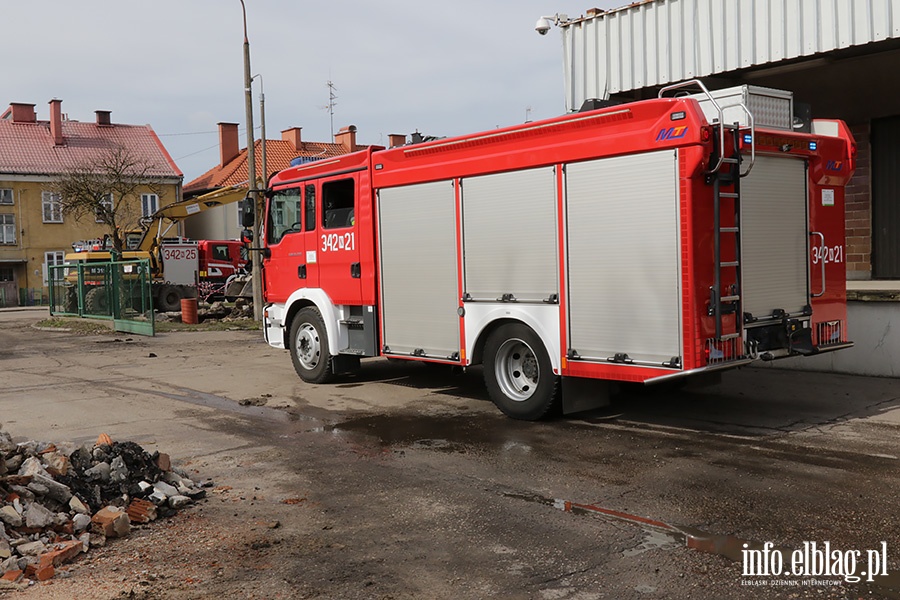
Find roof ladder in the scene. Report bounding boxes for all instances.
[710,123,747,342]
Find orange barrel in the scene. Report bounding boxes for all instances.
[180,297,199,324]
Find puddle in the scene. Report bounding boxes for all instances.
[503,490,900,598]
[110,383,293,423]
[328,413,535,454]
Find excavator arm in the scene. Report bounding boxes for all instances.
[138,186,249,274]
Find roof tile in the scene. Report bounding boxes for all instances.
[0,117,181,179]
[185,139,359,194]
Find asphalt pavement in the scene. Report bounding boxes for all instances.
[1,309,898,599]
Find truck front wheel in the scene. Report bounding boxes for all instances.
[290,307,334,384]
[483,323,560,420]
[84,287,109,315]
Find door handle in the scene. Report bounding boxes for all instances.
[298,264,307,279]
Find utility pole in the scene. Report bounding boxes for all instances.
[253,74,267,183]
[240,0,263,320]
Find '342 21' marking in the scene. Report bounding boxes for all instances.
[321,232,355,252]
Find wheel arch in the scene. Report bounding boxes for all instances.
[469,317,518,366]
[281,288,340,353]
[465,304,561,373]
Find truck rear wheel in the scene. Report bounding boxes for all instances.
[483,323,560,420]
[290,307,334,384]
[157,285,182,312]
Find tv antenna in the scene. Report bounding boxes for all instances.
[320,80,338,137]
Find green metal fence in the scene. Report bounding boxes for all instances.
[49,259,155,336]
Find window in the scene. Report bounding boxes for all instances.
[266,188,301,244]
[125,231,142,250]
[212,244,230,261]
[0,267,13,282]
[322,179,354,229]
[305,184,316,231]
[0,214,14,244]
[42,192,63,223]
[141,193,159,218]
[43,251,65,285]
[0,188,12,205]
[96,193,113,223]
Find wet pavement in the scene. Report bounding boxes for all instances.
[2,309,899,598]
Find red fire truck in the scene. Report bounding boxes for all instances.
[260,81,856,420]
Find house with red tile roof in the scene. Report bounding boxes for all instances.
[0,100,182,306]
[182,123,370,240]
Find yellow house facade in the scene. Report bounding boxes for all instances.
[0,100,182,306]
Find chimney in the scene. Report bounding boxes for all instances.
[388,134,407,148]
[281,127,303,152]
[335,125,357,152]
[49,99,64,146]
[218,122,240,167]
[95,110,112,126]
[9,103,36,123]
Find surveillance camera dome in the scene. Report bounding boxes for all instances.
[535,17,552,35]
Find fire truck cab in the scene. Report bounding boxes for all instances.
[261,82,856,420]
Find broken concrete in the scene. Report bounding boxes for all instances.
[0,425,209,585]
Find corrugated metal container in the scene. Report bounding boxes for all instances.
[562,0,900,110]
[690,85,793,130]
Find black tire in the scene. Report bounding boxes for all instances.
[290,307,334,384]
[84,287,109,314]
[64,288,79,313]
[483,323,560,421]
[157,285,182,312]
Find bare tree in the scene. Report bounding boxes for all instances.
[54,145,167,254]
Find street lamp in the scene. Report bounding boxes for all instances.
[239,0,263,320]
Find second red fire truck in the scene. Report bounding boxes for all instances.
[257,81,856,420]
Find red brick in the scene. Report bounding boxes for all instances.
[155,453,171,472]
[37,444,57,455]
[34,564,54,582]
[39,540,83,568]
[1,570,23,582]
[91,507,130,538]
[126,498,158,524]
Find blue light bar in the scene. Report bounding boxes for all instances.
[809,141,818,151]
[743,134,752,144]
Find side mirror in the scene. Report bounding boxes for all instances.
[240,228,253,244]
[240,197,255,228]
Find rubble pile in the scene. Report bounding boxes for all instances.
[0,426,209,588]
[156,299,253,323]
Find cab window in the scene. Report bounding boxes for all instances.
[212,244,230,261]
[267,188,302,244]
[305,184,316,231]
[322,179,355,229]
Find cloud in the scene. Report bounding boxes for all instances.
[4,0,622,183]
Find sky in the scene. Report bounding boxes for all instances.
[3,1,623,185]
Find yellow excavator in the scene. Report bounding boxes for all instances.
[64,186,251,312]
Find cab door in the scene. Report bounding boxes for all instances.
[264,185,318,303]
[317,175,362,306]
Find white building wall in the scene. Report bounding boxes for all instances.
[562,0,900,109]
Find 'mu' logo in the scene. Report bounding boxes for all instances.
[656,126,689,141]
